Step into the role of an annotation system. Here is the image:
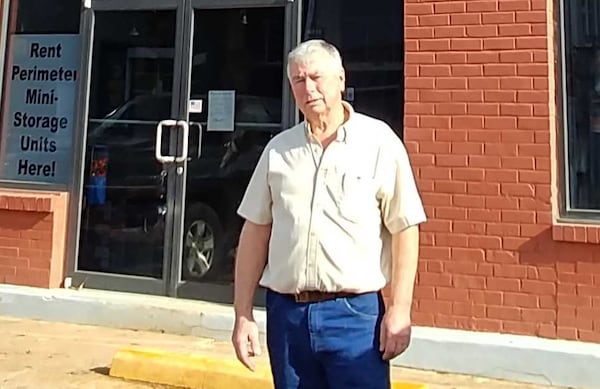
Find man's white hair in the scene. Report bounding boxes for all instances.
[286,39,344,79]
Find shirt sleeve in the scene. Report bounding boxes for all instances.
[379,135,427,234]
[237,145,273,225]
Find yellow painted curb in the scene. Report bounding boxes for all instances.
[109,347,428,389]
[110,347,272,389]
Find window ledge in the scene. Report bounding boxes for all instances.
[552,221,600,244]
[0,190,61,212]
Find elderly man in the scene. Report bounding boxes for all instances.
[232,39,426,389]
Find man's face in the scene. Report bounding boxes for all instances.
[289,52,345,118]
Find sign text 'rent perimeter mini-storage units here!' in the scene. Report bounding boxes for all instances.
[0,34,80,184]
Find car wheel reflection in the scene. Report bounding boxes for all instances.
[182,203,225,280]
[185,220,214,277]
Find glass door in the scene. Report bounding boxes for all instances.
[74,0,188,294]
[72,0,295,298]
[174,0,293,301]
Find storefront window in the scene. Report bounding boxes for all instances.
[302,0,404,135]
[0,0,80,184]
[562,0,600,211]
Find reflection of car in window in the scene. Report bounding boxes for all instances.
[83,93,281,281]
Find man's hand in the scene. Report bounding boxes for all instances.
[232,221,270,371]
[379,304,411,360]
[382,225,419,360]
[232,315,262,371]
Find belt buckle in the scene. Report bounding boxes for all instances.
[294,291,310,303]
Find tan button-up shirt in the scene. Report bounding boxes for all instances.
[237,103,426,294]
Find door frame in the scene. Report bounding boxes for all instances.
[171,0,298,301]
[66,0,301,299]
[66,0,189,295]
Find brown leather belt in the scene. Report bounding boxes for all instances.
[291,290,358,303]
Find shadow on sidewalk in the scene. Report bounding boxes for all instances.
[91,366,110,376]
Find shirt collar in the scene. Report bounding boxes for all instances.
[304,101,355,143]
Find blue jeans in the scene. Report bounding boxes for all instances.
[265,290,390,389]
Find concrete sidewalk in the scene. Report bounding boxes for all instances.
[1,316,561,389]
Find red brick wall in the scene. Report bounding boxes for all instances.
[0,210,53,287]
[405,0,600,342]
[0,192,69,288]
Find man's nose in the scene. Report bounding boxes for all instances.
[304,77,316,92]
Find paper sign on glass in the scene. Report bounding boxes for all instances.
[189,99,203,113]
[207,90,235,132]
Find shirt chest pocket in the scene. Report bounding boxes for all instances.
[325,170,378,223]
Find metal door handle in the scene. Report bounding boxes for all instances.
[155,119,177,163]
[190,122,203,159]
[175,120,189,163]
